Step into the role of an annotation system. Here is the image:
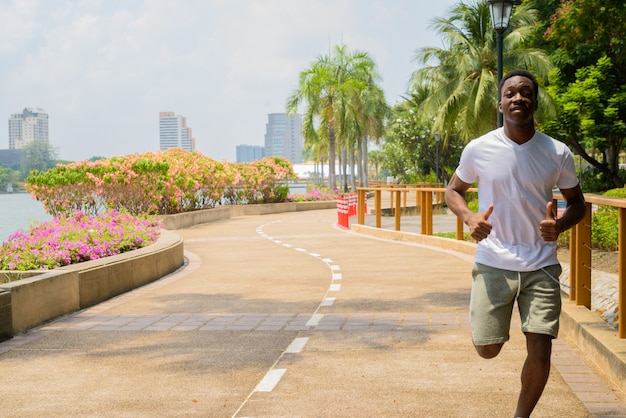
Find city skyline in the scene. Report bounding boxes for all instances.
[0,1,459,163]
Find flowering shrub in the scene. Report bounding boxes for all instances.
[26,150,295,215]
[223,157,297,204]
[288,190,340,202]
[0,210,162,271]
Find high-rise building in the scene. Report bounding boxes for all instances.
[8,107,49,149]
[236,145,264,163]
[263,113,303,163]
[159,112,195,152]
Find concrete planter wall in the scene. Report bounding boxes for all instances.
[159,207,231,230]
[160,201,337,230]
[0,231,184,339]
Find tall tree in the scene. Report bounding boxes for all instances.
[545,0,626,84]
[522,0,560,51]
[410,1,553,142]
[301,131,327,186]
[287,53,336,189]
[357,85,388,187]
[0,166,19,192]
[542,0,626,189]
[287,45,384,190]
[20,141,58,179]
[337,82,388,191]
[384,97,463,184]
[544,57,626,188]
[367,149,384,181]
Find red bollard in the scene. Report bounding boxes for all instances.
[337,197,349,228]
[348,193,356,217]
[337,197,344,226]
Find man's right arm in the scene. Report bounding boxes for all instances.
[445,173,474,223]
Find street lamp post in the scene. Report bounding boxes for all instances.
[487,0,520,127]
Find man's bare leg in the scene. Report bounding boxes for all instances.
[514,333,552,417]
[474,342,504,359]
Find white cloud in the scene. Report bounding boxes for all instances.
[0,0,460,162]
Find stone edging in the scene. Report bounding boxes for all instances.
[159,201,337,230]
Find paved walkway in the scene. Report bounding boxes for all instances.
[1,209,625,417]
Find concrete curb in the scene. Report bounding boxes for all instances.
[350,223,476,256]
[160,201,337,230]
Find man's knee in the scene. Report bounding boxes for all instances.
[525,333,552,362]
[474,342,504,359]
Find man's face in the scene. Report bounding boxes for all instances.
[499,75,537,125]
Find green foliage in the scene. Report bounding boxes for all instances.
[591,188,626,251]
[545,0,626,84]
[466,191,479,213]
[410,1,553,141]
[591,206,618,251]
[604,188,626,199]
[545,56,626,189]
[541,0,626,190]
[579,167,626,193]
[0,166,19,192]
[287,44,386,191]
[434,231,472,241]
[382,101,462,184]
[222,157,297,204]
[19,141,58,180]
[523,0,560,51]
[558,188,624,251]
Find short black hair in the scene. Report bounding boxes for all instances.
[499,69,539,102]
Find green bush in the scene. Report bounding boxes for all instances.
[591,188,626,251]
[591,206,617,251]
[558,188,624,251]
[580,168,626,193]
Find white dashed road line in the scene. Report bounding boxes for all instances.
[254,369,287,392]
[233,217,346,414]
[285,337,309,354]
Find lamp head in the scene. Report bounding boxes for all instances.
[487,0,521,32]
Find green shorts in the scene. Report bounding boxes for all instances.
[470,263,562,346]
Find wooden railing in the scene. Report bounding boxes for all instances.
[356,186,626,339]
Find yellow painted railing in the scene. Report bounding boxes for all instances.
[356,186,626,339]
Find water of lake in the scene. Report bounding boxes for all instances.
[0,193,51,243]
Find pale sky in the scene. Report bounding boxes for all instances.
[1,0,460,162]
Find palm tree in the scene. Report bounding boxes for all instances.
[357,85,388,187]
[301,127,327,186]
[410,1,553,142]
[339,83,388,190]
[287,45,385,190]
[368,149,384,180]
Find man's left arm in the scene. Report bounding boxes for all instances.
[556,185,587,233]
[540,185,586,241]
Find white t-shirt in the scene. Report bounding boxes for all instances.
[455,128,579,271]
